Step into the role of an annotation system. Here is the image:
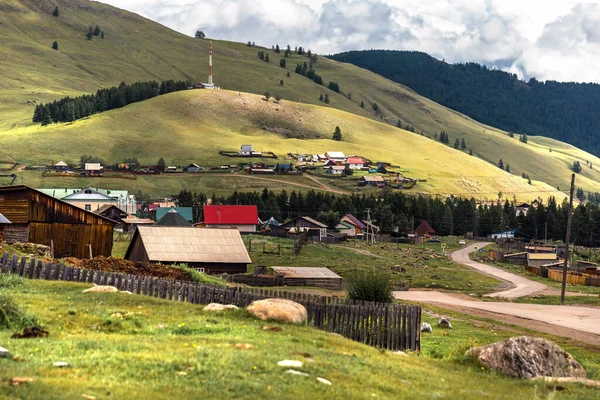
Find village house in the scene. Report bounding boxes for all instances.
[527,253,558,268]
[0,185,114,258]
[327,165,346,175]
[249,168,275,175]
[336,221,356,236]
[323,159,337,169]
[280,216,328,240]
[346,157,365,170]
[84,163,103,176]
[155,208,192,227]
[202,205,259,232]
[359,175,385,186]
[183,163,203,172]
[124,227,251,274]
[240,144,253,155]
[325,151,346,163]
[261,216,280,231]
[516,203,530,216]
[340,214,367,236]
[271,267,343,290]
[38,187,137,214]
[93,204,128,228]
[52,161,69,171]
[490,230,516,239]
[415,220,436,236]
[156,207,194,223]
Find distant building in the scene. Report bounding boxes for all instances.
[241,145,253,154]
[203,205,259,232]
[415,220,436,236]
[0,212,11,251]
[52,161,69,170]
[84,163,103,175]
[156,207,194,223]
[346,157,365,170]
[490,230,516,239]
[280,216,328,240]
[340,214,367,236]
[37,187,136,214]
[124,227,251,274]
[327,166,345,175]
[325,151,346,163]
[155,208,193,227]
[359,176,385,186]
[323,159,338,169]
[93,204,128,228]
[183,163,202,172]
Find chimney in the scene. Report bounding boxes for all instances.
[208,41,213,86]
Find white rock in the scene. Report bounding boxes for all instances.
[285,369,309,376]
[421,322,433,333]
[438,317,452,329]
[53,361,69,368]
[120,291,133,295]
[317,377,332,385]
[0,346,12,359]
[83,285,118,293]
[391,351,408,356]
[277,360,303,368]
[203,303,239,312]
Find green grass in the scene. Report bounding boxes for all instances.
[0,0,599,199]
[245,236,502,294]
[1,279,599,399]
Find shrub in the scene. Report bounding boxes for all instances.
[170,263,228,286]
[0,293,35,329]
[347,268,393,303]
[0,274,27,289]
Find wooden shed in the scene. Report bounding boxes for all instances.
[124,226,251,274]
[271,267,342,290]
[0,185,114,258]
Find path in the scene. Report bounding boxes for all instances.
[395,243,600,338]
[209,173,348,194]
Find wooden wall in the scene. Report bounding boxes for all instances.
[126,235,149,262]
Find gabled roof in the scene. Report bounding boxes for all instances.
[156,207,193,222]
[347,157,364,164]
[203,205,258,225]
[186,163,201,168]
[342,214,366,230]
[93,204,127,217]
[125,226,251,264]
[328,166,346,171]
[326,151,346,159]
[272,267,341,279]
[63,188,113,201]
[415,220,436,235]
[281,216,328,229]
[54,161,68,167]
[336,221,354,230]
[156,209,193,227]
[360,175,385,182]
[0,212,11,224]
[262,217,280,229]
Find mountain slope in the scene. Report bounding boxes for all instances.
[0,0,598,197]
[329,50,600,156]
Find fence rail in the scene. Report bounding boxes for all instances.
[0,252,421,352]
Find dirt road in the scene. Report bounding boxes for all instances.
[210,173,348,194]
[395,243,600,338]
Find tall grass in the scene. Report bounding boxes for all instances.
[346,268,393,303]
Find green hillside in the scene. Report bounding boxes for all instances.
[0,0,598,198]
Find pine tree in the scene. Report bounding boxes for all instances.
[360,101,364,108]
[275,44,280,53]
[279,80,284,86]
[247,41,252,47]
[52,41,59,50]
[101,31,105,39]
[324,94,329,104]
[53,6,59,17]
[506,164,511,173]
[520,134,528,143]
[461,138,466,149]
[265,54,270,62]
[454,138,460,149]
[94,25,101,36]
[573,160,582,173]
[86,26,93,40]
[372,103,378,112]
[157,157,166,172]
[40,106,52,126]
[498,159,504,169]
[333,126,342,141]
[396,119,402,128]
[279,58,286,68]
[319,94,324,102]
[194,30,205,39]
[469,149,473,156]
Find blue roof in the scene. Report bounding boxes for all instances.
[156,207,193,222]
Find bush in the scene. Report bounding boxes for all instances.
[0,292,35,329]
[0,274,27,289]
[347,268,393,303]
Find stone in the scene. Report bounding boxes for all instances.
[247,299,307,324]
[438,317,452,329]
[391,351,408,356]
[277,360,303,368]
[421,322,433,333]
[53,361,69,368]
[233,343,253,350]
[11,377,34,386]
[203,303,239,312]
[81,395,97,400]
[285,369,309,376]
[83,285,118,293]
[466,336,587,379]
[0,346,12,359]
[317,377,332,385]
[120,291,133,295]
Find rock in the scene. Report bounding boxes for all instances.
[83,285,118,293]
[421,322,433,333]
[203,303,239,312]
[466,336,587,379]
[391,351,408,356]
[317,377,332,385]
[233,343,253,350]
[277,360,303,368]
[120,291,133,295]
[11,377,34,386]
[0,346,12,359]
[285,369,309,376]
[438,317,452,329]
[53,361,69,368]
[247,299,307,324]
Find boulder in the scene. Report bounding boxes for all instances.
[466,336,586,379]
[83,285,118,293]
[438,317,452,329]
[277,360,303,368]
[421,322,433,333]
[203,303,239,312]
[0,346,12,359]
[247,299,307,324]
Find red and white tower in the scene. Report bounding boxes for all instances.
[208,41,213,86]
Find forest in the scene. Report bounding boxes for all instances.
[32,80,192,125]
[171,188,600,246]
[329,50,600,156]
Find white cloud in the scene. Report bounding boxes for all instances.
[101,0,600,83]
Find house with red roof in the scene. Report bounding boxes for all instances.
[346,157,365,170]
[202,205,259,232]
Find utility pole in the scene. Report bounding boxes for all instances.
[561,173,576,305]
[365,208,375,244]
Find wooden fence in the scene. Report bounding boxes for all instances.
[0,252,421,352]
[547,269,600,287]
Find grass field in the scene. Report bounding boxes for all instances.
[1,277,599,399]
[1,0,600,199]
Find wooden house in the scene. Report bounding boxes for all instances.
[323,159,337,169]
[271,267,342,290]
[93,204,128,228]
[340,214,366,236]
[0,186,114,258]
[124,227,251,274]
[346,157,365,170]
[359,176,385,186]
[325,151,346,163]
[183,163,202,172]
[203,205,258,232]
[336,221,356,236]
[327,166,345,175]
[280,216,327,240]
[84,163,103,176]
[415,220,436,236]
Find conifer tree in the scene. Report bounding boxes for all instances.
[101,31,105,39]
[333,126,342,141]
[506,164,511,173]
[498,159,504,169]
[396,119,402,128]
[275,44,280,53]
[87,26,93,40]
[265,53,270,62]
[279,80,284,86]
[279,58,286,68]
[52,41,59,50]
[157,157,166,172]
[469,149,473,156]
[372,103,378,112]
[53,6,59,17]
[319,94,324,102]
[461,138,466,149]
[360,101,364,108]
[454,138,460,149]
[324,94,329,104]
[94,25,101,36]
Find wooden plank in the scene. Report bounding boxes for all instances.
[35,260,44,279]
[0,252,8,274]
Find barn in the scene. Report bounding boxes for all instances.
[0,185,114,258]
[271,267,343,290]
[124,226,251,274]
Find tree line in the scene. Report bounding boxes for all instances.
[32,80,192,125]
[330,50,600,157]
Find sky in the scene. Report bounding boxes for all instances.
[102,0,600,83]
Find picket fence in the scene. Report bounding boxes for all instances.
[0,252,421,352]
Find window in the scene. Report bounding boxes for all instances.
[85,204,91,211]
[196,267,205,273]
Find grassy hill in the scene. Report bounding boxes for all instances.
[1,0,599,198]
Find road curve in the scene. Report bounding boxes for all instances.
[452,242,547,299]
[394,242,600,337]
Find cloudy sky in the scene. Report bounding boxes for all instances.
[102,0,600,83]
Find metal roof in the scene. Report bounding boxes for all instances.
[528,253,557,260]
[84,163,102,171]
[326,151,346,158]
[272,267,341,279]
[129,227,251,264]
[155,209,193,227]
[0,212,11,224]
[63,188,114,201]
[361,176,385,182]
[156,207,193,222]
[342,214,366,230]
[204,205,258,225]
[54,161,68,167]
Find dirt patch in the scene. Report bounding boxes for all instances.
[62,256,194,281]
